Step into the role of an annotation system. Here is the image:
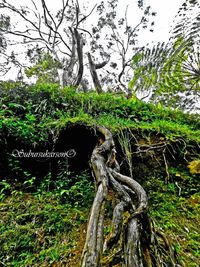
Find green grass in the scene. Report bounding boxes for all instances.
[0,189,93,266]
[0,82,200,145]
[0,82,200,266]
[1,177,199,266]
[147,179,200,267]
[0,170,94,266]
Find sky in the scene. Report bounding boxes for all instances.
[3,0,185,44]
[1,0,186,80]
[137,0,184,44]
[42,0,185,44]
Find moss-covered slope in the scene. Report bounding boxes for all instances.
[0,82,199,266]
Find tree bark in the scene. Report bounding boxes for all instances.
[73,28,84,87]
[87,53,103,94]
[81,126,178,267]
[62,27,84,87]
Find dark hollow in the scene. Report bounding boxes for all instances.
[52,124,98,176]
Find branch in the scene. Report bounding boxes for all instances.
[73,29,84,87]
[76,4,97,27]
[95,58,110,70]
[1,2,40,31]
[88,53,103,94]
[77,27,92,38]
[41,0,57,30]
[2,30,46,43]
[56,0,69,30]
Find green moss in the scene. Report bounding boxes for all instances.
[0,188,91,266]
[0,82,200,145]
[0,82,200,266]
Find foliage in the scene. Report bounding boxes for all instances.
[0,0,155,91]
[141,162,200,267]
[0,82,200,147]
[129,0,200,110]
[0,190,90,267]
[37,170,94,208]
[150,185,200,267]
[0,14,10,51]
[0,166,94,266]
[129,38,200,111]
[25,52,62,84]
[171,0,200,46]
[0,82,199,266]
[0,161,199,266]
[188,160,200,174]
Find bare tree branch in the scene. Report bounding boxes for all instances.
[73,28,84,87]
[88,53,103,94]
[76,3,97,27]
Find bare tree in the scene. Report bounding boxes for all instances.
[0,0,92,87]
[0,0,155,94]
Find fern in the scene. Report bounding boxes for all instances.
[171,0,200,46]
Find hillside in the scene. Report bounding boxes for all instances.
[0,82,200,266]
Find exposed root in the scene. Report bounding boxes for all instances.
[81,126,179,267]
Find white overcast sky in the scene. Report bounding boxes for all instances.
[4,0,185,44]
[1,0,187,81]
[40,0,185,44]
[137,0,185,44]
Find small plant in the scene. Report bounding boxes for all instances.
[188,160,200,174]
[56,171,94,207]
[0,180,11,200]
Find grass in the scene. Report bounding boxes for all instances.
[0,190,90,267]
[0,170,95,266]
[0,82,200,266]
[147,178,200,267]
[1,178,199,266]
[0,82,200,145]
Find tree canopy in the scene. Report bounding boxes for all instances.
[129,0,200,111]
[0,0,155,94]
[0,0,199,110]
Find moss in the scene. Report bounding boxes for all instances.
[0,82,200,266]
[0,190,90,267]
[188,160,200,174]
[0,82,200,145]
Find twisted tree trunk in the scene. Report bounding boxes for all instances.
[81,126,178,267]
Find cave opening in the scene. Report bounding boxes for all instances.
[52,124,98,177]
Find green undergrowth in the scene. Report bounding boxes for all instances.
[0,171,94,267]
[150,184,200,267]
[0,82,200,266]
[0,191,88,267]
[0,82,200,145]
[142,164,200,267]
[1,170,199,267]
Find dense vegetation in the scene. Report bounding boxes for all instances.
[1,81,199,143]
[0,82,199,266]
[0,0,199,266]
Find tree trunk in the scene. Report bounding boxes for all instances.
[73,28,84,87]
[81,126,179,267]
[87,53,103,94]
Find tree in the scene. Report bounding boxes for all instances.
[0,0,155,94]
[0,14,13,76]
[172,0,200,46]
[25,51,62,83]
[129,0,200,111]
